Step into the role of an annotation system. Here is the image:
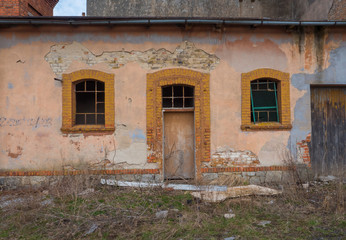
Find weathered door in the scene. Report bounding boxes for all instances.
[310,86,346,175]
[164,112,195,179]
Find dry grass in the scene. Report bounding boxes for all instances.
[0,173,345,240]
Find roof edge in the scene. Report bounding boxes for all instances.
[0,17,345,26]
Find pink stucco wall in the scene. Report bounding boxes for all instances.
[0,25,344,172]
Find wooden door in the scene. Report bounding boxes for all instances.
[310,86,346,175]
[164,112,195,179]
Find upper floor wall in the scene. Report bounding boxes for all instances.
[87,0,346,21]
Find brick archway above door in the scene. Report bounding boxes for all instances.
[146,69,210,178]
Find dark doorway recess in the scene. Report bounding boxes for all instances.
[310,85,345,175]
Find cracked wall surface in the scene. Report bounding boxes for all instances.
[45,41,220,78]
[0,24,345,177]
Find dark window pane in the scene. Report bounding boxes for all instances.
[174,86,183,97]
[258,112,268,122]
[97,92,105,102]
[174,98,183,107]
[97,103,105,113]
[258,80,267,90]
[86,81,95,91]
[86,114,96,124]
[75,114,85,124]
[252,91,276,108]
[184,86,194,97]
[76,92,95,113]
[251,83,258,91]
[97,81,105,91]
[75,82,85,91]
[163,98,172,108]
[269,111,278,121]
[97,114,105,124]
[185,98,194,107]
[268,82,276,90]
[162,86,172,97]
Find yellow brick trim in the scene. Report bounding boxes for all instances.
[61,70,115,133]
[146,69,210,179]
[241,68,292,131]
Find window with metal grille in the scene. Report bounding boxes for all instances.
[74,79,105,125]
[162,85,194,109]
[250,79,279,123]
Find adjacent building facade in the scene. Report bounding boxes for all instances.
[0,0,58,16]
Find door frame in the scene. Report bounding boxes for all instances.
[146,69,211,181]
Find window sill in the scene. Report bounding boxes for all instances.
[61,125,115,133]
[241,122,292,131]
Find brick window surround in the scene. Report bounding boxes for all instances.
[241,68,292,131]
[146,69,211,178]
[61,70,115,133]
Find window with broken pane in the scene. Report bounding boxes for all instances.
[162,85,194,109]
[75,79,105,125]
[250,79,279,123]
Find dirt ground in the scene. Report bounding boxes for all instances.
[0,176,345,240]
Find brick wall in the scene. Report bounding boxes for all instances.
[0,0,20,16]
[0,0,58,16]
[297,134,311,166]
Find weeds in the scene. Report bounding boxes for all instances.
[0,173,345,239]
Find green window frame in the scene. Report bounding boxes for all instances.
[250,79,279,123]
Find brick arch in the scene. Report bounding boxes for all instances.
[146,69,210,178]
[61,69,115,133]
[241,68,291,130]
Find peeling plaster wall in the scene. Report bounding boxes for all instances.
[45,41,219,78]
[0,25,345,172]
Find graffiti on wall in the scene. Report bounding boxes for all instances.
[0,117,52,127]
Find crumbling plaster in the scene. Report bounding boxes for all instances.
[0,25,343,172]
[45,41,220,78]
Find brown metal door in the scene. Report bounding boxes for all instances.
[164,112,195,179]
[310,86,346,175]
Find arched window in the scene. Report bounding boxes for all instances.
[61,70,115,133]
[74,79,105,125]
[162,85,194,109]
[250,78,279,123]
[241,68,291,131]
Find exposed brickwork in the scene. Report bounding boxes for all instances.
[297,133,311,166]
[204,147,260,168]
[61,70,115,133]
[0,0,58,16]
[45,42,219,79]
[0,169,160,176]
[241,68,292,131]
[146,69,210,178]
[0,0,20,15]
